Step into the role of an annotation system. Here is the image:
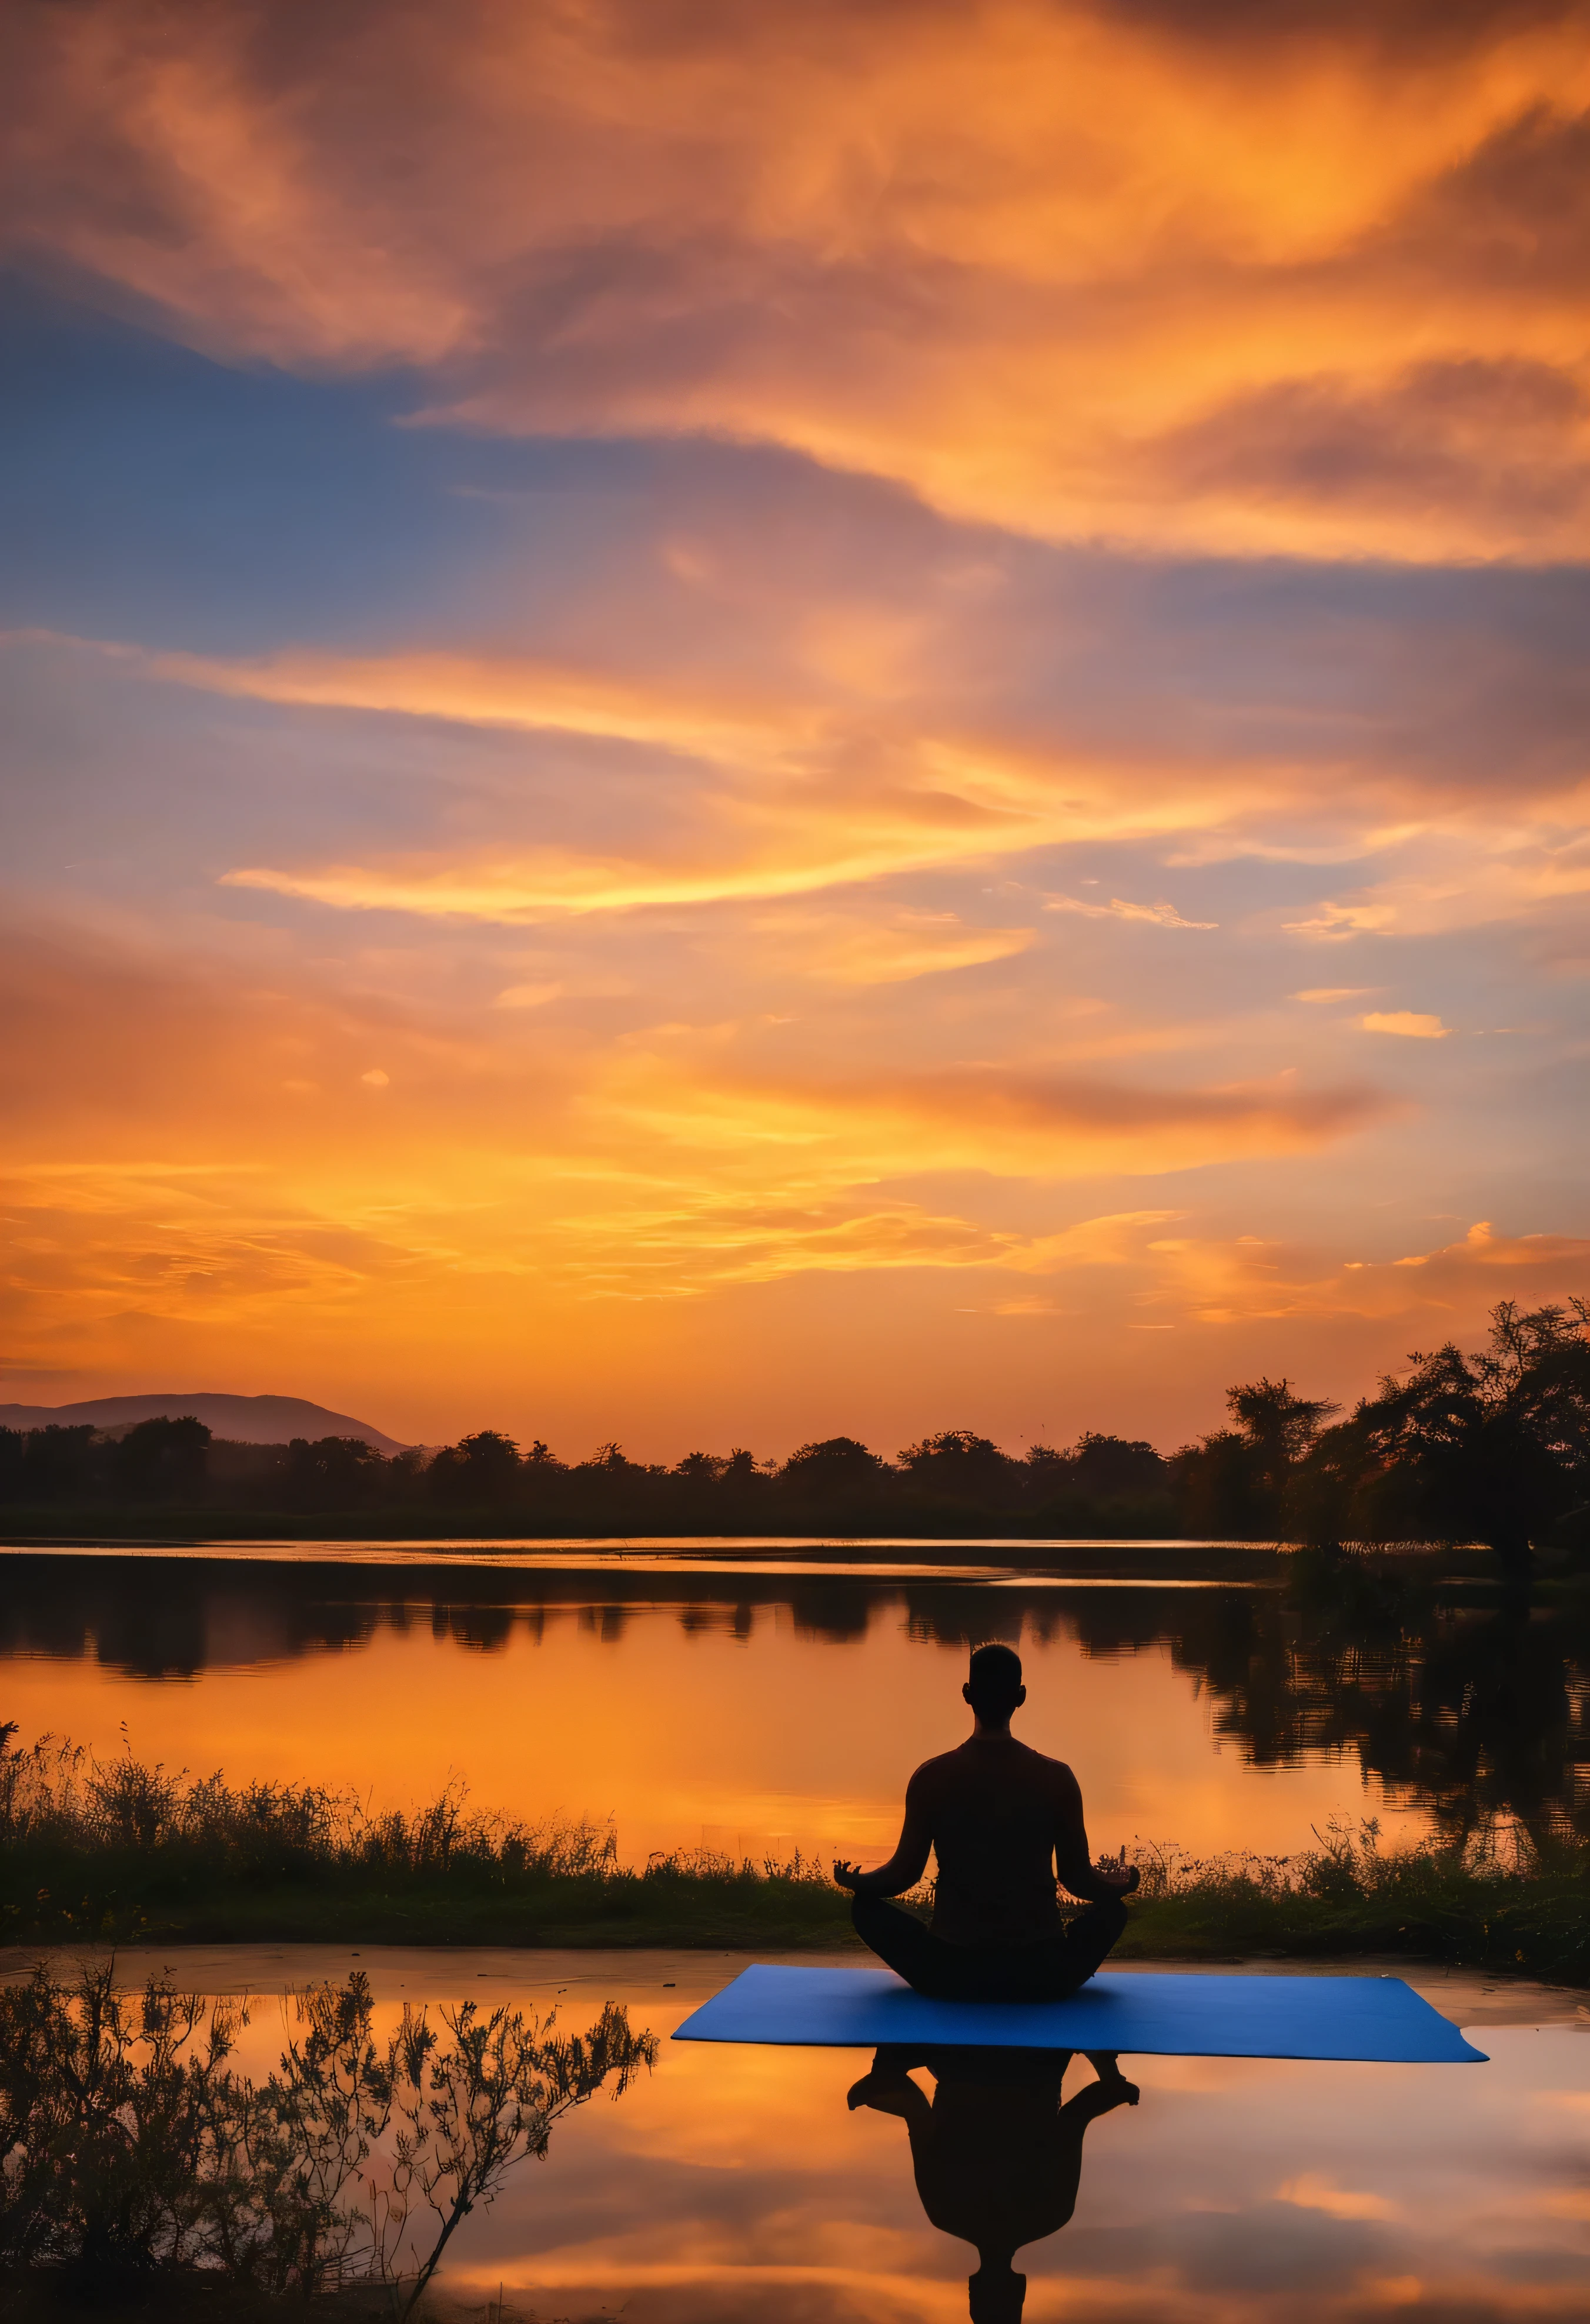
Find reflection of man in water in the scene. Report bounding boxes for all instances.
[849,2045,1138,2323]
[833,1642,1139,2000]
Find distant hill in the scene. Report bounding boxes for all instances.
[0,1393,407,1454]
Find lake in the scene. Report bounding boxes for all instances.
[4,1539,1587,1862]
[4,1541,1589,2319]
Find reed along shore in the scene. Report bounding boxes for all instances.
[4,1735,1586,1986]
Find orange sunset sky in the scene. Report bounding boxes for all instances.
[4,0,1589,1457]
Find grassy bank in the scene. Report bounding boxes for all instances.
[4,1733,1588,1984]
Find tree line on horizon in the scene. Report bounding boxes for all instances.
[4,1301,1589,1588]
[0,1410,1180,1532]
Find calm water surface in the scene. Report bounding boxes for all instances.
[11,1942,1583,2324]
[5,1541,1588,1860]
[6,1545,1589,2318]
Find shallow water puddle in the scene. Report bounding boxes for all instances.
[16,1945,1584,2323]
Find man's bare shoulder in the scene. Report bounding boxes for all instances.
[1020,1740,1080,1780]
[908,1739,1079,1792]
[905,1746,970,1792]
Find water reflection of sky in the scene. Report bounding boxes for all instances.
[0,1551,1465,1861]
[512,2031,1590,2324]
[91,1948,1590,2324]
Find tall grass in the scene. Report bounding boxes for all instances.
[1120,1817,1590,1981]
[4,1731,1588,1979]
[0,1731,844,1949]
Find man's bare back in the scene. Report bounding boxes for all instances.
[834,1642,1137,2001]
[908,1734,1085,1946]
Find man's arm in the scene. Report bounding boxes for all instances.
[833,1767,933,1897]
[1051,1765,1140,1903]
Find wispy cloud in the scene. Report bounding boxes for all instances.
[28,627,1588,936]
[1044,893,1218,930]
[8,0,1590,557]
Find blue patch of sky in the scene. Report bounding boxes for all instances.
[0,273,700,654]
[9,268,1587,724]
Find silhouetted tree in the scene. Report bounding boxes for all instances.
[667,1445,769,1526]
[777,1437,884,1498]
[1067,1433,1170,1500]
[427,1431,522,1503]
[897,1430,1016,1507]
[283,1435,388,1510]
[1300,1300,1590,1599]
[582,1441,636,1473]
[0,1425,97,1503]
[1179,1379,1335,1538]
[115,1415,211,1500]
[500,1438,567,1521]
[674,1451,723,1482]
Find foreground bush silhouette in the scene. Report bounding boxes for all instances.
[0,1957,656,2313]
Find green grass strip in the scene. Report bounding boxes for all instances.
[4,1734,1585,1982]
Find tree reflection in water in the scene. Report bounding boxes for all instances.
[4,1549,1589,1847]
[847,2043,1138,2322]
[1136,1559,1590,1849]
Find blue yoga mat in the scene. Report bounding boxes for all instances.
[673,1965,1487,2063]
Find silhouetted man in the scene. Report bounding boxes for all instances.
[847,2043,1138,2323]
[833,1641,1138,2001]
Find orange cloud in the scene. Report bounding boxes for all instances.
[30,629,1589,937]
[1358,1010,1449,1038]
[6,910,1584,1448]
[0,913,1388,1364]
[1096,1218,1590,1334]
[576,1053,1392,1197]
[36,635,1300,909]
[1044,893,1219,930]
[744,911,1036,986]
[8,10,1590,1467]
[8,0,1589,556]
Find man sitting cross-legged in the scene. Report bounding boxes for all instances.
[833,1641,1138,2002]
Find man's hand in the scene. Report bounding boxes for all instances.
[1094,1850,1141,1895]
[832,1859,863,1892]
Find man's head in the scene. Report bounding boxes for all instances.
[964,1641,1026,1726]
